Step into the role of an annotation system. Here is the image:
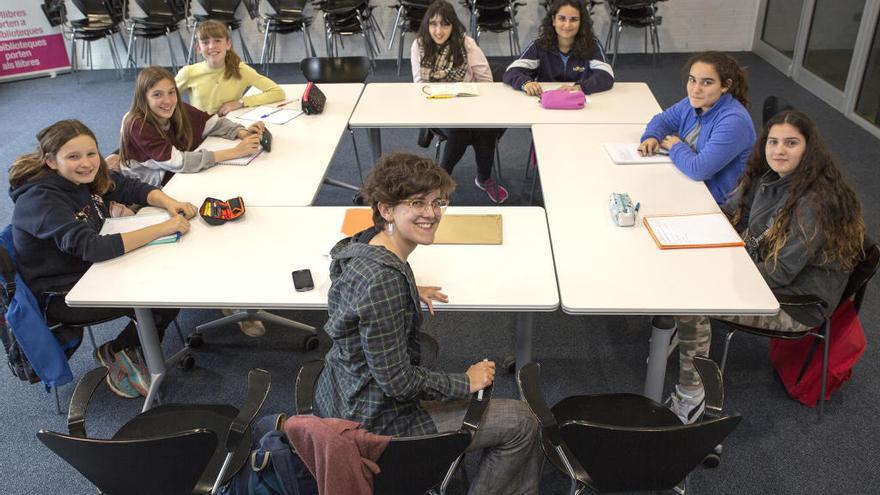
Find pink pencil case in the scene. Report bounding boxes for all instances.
[540,88,586,109]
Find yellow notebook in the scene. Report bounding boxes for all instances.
[341,209,503,244]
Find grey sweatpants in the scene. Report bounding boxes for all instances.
[423,398,542,495]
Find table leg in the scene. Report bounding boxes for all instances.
[644,315,676,402]
[368,127,382,163]
[135,307,167,412]
[515,312,534,372]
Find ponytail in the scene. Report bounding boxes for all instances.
[684,51,750,109]
[223,49,242,80]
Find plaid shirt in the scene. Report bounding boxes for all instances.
[314,229,470,437]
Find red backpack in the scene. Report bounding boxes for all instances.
[769,299,866,407]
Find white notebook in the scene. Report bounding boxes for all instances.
[198,136,263,166]
[604,143,672,165]
[100,212,179,246]
[643,213,744,249]
[238,105,302,124]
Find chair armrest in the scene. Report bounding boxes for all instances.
[774,291,827,308]
[461,383,493,433]
[67,367,109,438]
[225,369,271,452]
[515,363,559,436]
[295,360,325,415]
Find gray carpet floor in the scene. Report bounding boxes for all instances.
[1,52,879,494]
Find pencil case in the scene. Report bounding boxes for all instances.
[200,196,246,225]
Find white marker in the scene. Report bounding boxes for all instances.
[477,358,488,401]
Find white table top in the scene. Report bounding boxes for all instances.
[161,83,364,207]
[532,124,779,316]
[348,82,662,128]
[66,206,559,312]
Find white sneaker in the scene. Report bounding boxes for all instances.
[669,385,705,425]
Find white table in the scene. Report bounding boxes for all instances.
[162,83,365,207]
[67,206,559,409]
[532,124,779,400]
[348,82,663,161]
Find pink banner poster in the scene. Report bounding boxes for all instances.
[0,6,70,81]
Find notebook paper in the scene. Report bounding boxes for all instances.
[604,143,673,165]
[198,136,262,166]
[644,213,744,249]
[238,106,302,124]
[100,212,179,246]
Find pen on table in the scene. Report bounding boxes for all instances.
[634,202,641,216]
[275,100,293,108]
[477,358,488,400]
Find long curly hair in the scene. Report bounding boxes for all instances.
[684,51,750,109]
[536,0,596,59]
[730,110,863,271]
[119,66,193,165]
[9,119,113,195]
[416,0,468,69]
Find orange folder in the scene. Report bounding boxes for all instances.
[341,208,503,245]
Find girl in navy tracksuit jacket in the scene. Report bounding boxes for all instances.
[503,0,613,96]
[9,120,197,399]
[639,51,756,203]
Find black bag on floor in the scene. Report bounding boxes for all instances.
[220,413,317,495]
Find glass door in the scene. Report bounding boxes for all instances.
[754,0,880,138]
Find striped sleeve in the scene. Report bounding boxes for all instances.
[503,41,540,90]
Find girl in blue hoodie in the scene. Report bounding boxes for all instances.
[9,120,197,399]
[639,51,756,203]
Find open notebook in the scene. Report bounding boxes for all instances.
[604,143,672,165]
[100,212,179,246]
[238,105,302,124]
[423,83,481,99]
[197,136,262,166]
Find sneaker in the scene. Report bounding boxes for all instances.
[238,319,266,338]
[115,347,151,397]
[668,385,706,425]
[94,343,139,399]
[475,176,509,204]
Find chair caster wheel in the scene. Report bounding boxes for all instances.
[502,356,516,374]
[178,353,195,371]
[702,453,721,468]
[302,335,320,352]
[186,333,203,348]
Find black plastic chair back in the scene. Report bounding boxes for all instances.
[72,0,111,16]
[558,414,740,492]
[762,95,795,126]
[301,56,370,83]
[268,0,309,15]
[838,236,879,312]
[199,0,242,16]
[373,432,472,495]
[37,429,218,495]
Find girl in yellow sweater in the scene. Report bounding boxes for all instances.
[176,20,285,116]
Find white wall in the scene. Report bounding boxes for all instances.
[69,0,761,70]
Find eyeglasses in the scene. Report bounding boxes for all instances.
[401,198,450,213]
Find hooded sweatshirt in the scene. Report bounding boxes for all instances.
[314,228,470,437]
[10,171,156,304]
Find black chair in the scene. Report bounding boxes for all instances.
[259,0,317,75]
[316,0,382,65]
[186,0,255,65]
[762,95,795,125]
[463,0,523,55]
[37,367,270,495]
[128,0,190,71]
[301,56,370,191]
[295,360,491,495]
[605,0,664,67]
[65,0,126,76]
[516,358,741,494]
[713,236,879,420]
[388,0,430,76]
